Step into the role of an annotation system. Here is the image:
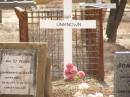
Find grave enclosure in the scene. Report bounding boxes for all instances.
[15,5,105,81]
[0,43,52,97]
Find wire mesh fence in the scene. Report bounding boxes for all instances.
[15,6,104,81]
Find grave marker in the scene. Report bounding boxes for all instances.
[40,1,97,66]
[40,0,116,66]
[0,43,50,97]
[115,52,130,97]
[0,49,36,95]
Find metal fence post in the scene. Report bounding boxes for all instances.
[0,10,2,23]
[97,8,104,81]
[15,7,29,42]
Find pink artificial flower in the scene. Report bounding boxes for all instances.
[67,74,74,80]
[64,72,75,80]
[70,66,78,74]
[64,69,77,80]
[64,64,78,81]
[77,71,86,78]
[65,64,78,75]
[66,63,74,69]
[64,68,71,75]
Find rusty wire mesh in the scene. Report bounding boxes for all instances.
[15,6,104,80]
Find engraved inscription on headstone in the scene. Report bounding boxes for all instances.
[115,52,130,97]
[0,49,36,95]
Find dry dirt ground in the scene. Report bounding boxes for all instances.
[0,9,130,97]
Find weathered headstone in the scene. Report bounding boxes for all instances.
[0,43,51,97]
[115,52,130,97]
[0,49,36,95]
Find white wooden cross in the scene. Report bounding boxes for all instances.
[40,0,116,68]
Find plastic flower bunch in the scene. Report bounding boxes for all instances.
[74,92,104,97]
[87,92,103,97]
[74,82,104,97]
[74,83,90,97]
[78,83,90,91]
[77,71,86,79]
[64,63,86,81]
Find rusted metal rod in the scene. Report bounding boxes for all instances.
[15,7,29,42]
[0,10,2,23]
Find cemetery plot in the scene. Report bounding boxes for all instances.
[15,6,104,81]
